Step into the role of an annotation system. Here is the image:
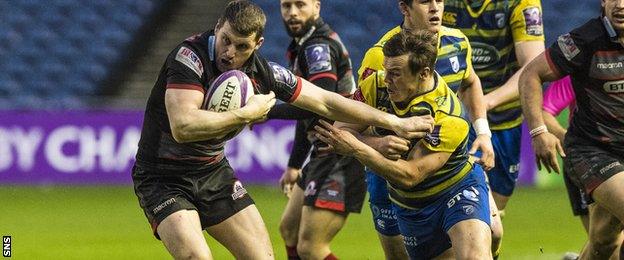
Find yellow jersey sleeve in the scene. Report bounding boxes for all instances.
[463,34,473,80]
[357,26,401,83]
[510,0,545,42]
[356,70,384,108]
[421,114,469,153]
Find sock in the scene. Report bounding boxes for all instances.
[286,245,300,260]
[324,253,338,260]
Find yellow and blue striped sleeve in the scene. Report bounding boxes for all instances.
[421,115,469,153]
[510,0,545,42]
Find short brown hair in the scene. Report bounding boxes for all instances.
[382,30,437,76]
[218,0,266,40]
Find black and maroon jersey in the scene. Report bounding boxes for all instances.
[135,30,302,170]
[546,17,624,153]
[286,18,356,159]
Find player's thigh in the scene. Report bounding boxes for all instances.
[298,205,347,244]
[158,209,212,260]
[592,171,624,223]
[447,219,492,259]
[206,204,273,260]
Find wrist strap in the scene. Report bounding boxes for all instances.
[529,125,548,138]
[472,118,492,138]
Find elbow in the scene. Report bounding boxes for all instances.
[395,169,420,189]
[170,123,193,143]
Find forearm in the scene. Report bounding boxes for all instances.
[352,142,424,188]
[484,70,521,110]
[519,71,545,130]
[542,111,566,140]
[170,108,250,143]
[459,76,488,122]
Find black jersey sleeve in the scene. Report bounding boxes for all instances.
[266,61,303,103]
[546,27,592,77]
[287,120,312,169]
[267,103,317,120]
[166,44,205,93]
[298,41,339,92]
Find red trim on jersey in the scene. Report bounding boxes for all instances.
[166,83,205,94]
[314,199,345,212]
[309,72,338,82]
[594,50,623,57]
[544,49,562,78]
[360,68,376,81]
[287,77,304,103]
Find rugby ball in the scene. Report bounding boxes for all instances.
[203,70,255,141]
[203,70,255,112]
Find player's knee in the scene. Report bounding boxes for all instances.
[175,247,211,260]
[279,219,298,242]
[296,240,317,259]
[455,247,491,260]
[491,220,504,245]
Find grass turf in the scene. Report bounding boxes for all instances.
[0,185,585,259]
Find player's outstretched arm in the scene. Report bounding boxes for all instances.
[485,41,545,110]
[292,78,434,139]
[315,120,448,189]
[458,67,495,171]
[330,122,410,161]
[519,53,565,173]
[166,89,276,143]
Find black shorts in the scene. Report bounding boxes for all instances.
[297,154,366,214]
[564,138,624,198]
[132,160,254,239]
[563,170,589,216]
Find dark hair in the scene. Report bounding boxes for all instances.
[382,30,437,76]
[218,0,266,40]
[399,0,414,6]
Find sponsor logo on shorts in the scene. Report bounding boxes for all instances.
[403,236,418,247]
[153,198,176,215]
[599,161,622,175]
[376,219,386,229]
[304,181,317,196]
[557,34,580,61]
[448,186,480,208]
[509,164,519,173]
[231,181,248,200]
[463,205,475,215]
[522,6,543,36]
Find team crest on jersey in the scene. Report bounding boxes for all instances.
[557,34,580,61]
[175,46,204,77]
[449,56,460,73]
[231,180,248,200]
[424,125,442,147]
[523,6,543,36]
[305,43,332,74]
[495,13,506,29]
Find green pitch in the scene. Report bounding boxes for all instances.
[0,185,585,259]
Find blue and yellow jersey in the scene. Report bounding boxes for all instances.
[358,26,473,93]
[443,0,545,130]
[354,71,473,209]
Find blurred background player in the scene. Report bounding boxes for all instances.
[132,1,434,259]
[519,0,624,259]
[542,76,623,260]
[318,30,492,259]
[266,0,365,259]
[356,0,498,258]
[442,0,546,257]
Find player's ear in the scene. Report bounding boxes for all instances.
[420,67,431,80]
[398,1,410,17]
[254,36,265,50]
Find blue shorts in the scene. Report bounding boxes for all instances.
[393,168,491,259]
[470,125,522,196]
[366,171,400,236]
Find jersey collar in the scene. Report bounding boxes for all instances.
[602,16,619,42]
[208,35,216,61]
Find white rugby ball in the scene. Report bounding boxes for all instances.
[203,70,255,141]
[203,70,255,112]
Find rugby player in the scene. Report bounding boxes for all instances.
[316,30,492,259]
[357,0,498,258]
[519,0,624,259]
[131,1,433,259]
[266,0,365,259]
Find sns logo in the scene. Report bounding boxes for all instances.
[603,80,624,93]
[3,236,10,258]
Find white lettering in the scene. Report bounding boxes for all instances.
[226,125,295,171]
[45,125,81,173]
[11,127,43,171]
[0,128,13,171]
